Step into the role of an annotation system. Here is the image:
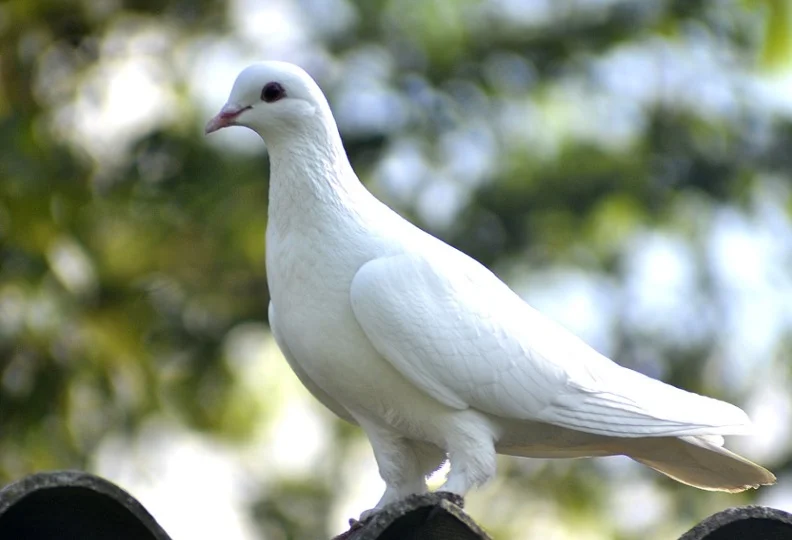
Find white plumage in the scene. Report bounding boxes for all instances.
[206,61,775,515]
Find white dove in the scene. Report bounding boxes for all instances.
[206,61,775,516]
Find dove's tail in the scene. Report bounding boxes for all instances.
[626,435,776,492]
[494,419,775,492]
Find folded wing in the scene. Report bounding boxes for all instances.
[349,248,751,438]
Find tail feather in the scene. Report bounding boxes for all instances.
[627,436,776,492]
[491,416,774,492]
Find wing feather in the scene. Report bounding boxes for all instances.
[349,249,751,438]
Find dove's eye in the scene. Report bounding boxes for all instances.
[261,82,286,103]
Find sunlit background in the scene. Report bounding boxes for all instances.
[2,0,792,538]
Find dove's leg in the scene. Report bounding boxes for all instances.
[438,416,498,496]
[410,439,447,479]
[357,421,444,519]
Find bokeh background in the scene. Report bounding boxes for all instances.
[2,0,792,538]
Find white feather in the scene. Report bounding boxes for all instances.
[350,251,753,438]
[207,62,775,515]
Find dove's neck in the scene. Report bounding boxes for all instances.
[264,118,373,235]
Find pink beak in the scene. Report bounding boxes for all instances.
[205,104,250,134]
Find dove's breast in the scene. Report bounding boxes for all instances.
[265,209,454,437]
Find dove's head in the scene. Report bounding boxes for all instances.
[205,62,334,144]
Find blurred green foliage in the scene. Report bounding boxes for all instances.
[1,0,792,539]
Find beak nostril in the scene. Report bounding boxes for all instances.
[220,106,252,120]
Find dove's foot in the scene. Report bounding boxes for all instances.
[357,507,380,522]
[352,491,462,526]
[433,490,465,508]
[331,515,369,540]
